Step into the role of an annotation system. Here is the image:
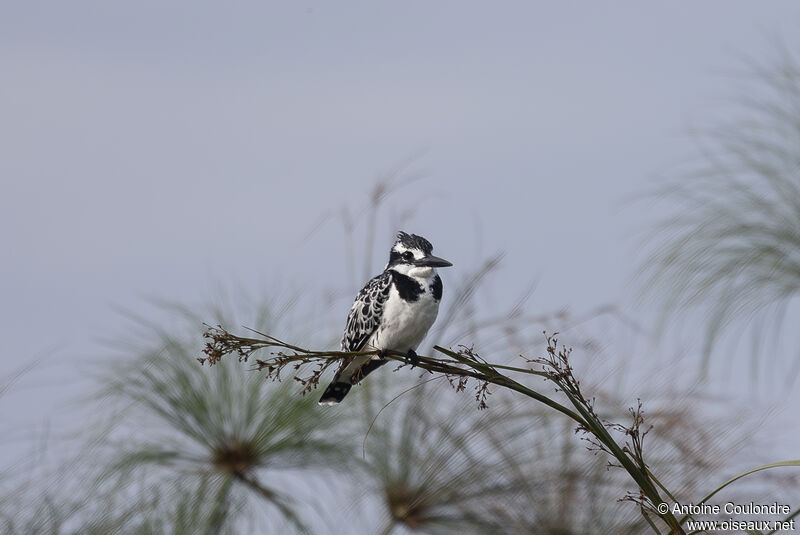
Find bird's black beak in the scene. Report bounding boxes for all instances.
[416,255,453,268]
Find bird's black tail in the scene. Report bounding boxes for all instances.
[317,358,388,405]
[318,382,352,405]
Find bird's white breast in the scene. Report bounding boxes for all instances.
[368,276,440,353]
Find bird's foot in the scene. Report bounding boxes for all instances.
[377,349,388,360]
[406,349,419,368]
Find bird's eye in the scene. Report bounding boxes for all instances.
[403,251,414,261]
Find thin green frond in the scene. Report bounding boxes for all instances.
[639,47,800,375]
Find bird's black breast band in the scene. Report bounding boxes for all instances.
[389,270,424,301]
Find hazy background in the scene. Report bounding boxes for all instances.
[2,0,799,519]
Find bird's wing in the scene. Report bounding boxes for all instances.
[340,270,392,352]
[320,271,392,400]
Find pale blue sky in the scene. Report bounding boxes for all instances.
[2,0,799,515]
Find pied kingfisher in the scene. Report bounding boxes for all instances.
[318,231,453,405]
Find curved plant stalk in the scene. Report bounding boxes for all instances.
[202,325,688,533]
[680,460,800,525]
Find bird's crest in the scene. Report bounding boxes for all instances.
[395,231,433,255]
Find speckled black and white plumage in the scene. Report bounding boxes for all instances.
[341,271,392,353]
[319,232,452,405]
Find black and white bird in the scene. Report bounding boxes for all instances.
[318,231,453,405]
